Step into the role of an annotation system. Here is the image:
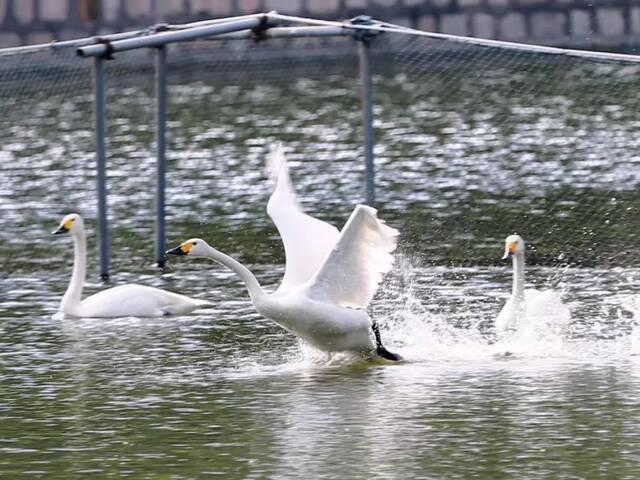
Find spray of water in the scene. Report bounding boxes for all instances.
[624,296,640,355]
[370,256,639,364]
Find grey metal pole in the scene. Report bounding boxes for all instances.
[154,45,167,268]
[93,56,109,280]
[358,39,375,207]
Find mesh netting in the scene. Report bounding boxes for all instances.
[1,26,639,274]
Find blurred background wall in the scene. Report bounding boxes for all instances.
[1,0,640,51]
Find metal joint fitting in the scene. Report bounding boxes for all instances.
[349,15,380,43]
[250,14,271,42]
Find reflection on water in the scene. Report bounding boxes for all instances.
[1,262,639,478]
[1,36,640,477]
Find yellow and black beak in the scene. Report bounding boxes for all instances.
[166,242,192,256]
[52,223,70,235]
[502,241,517,260]
[53,218,74,235]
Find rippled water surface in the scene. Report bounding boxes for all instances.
[1,265,640,479]
[1,35,640,478]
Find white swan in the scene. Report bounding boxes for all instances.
[495,234,570,338]
[53,213,211,318]
[167,146,401,360]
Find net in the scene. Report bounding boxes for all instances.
[1,18,639,276]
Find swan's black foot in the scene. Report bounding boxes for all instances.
[376,345,403,361]
[372,321,402,362]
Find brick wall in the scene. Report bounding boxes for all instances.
[1,0,640,50]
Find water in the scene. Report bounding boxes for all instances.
[2,37,640,477]
[1,264,639,478]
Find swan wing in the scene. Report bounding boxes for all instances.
[495,296,515,335]
[305,204,399,309]
[266,144,340,291]
[496,290,570,336]
[524,289,571,331]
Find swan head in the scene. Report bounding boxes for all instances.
[502,234,525,260]
[166,238,209,258]
[53,213,83,235]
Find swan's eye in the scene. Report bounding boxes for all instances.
[192,242,197,246]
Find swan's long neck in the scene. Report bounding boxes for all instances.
[203,245,265,303]
[61,230,86,312]
[512,252,525,304]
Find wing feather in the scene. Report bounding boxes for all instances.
[305,205,399,309]
[266,145,340,292]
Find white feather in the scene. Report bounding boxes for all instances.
[54,213,210,319]
[496,288,570,338]
[74,284,211,318]
[265,144,340,291]
[306,205,399,309]
[168,146,401,359]
[495,234,570,340]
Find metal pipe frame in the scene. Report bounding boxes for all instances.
[77,13,378,276]
[93,56,110,280]
[155,45,167,268]
[77,15,272,57]
[208,25,350,40]
[358,39,376,207]
[166,12,272,30]
[6,10,639,65]
[0,13,272,57]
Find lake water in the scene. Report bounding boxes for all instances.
[1,34,640,478]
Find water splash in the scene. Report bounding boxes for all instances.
[624,296,640,355]
[373,255,496,363]
[372,258,640,364]
[37,260,640,377]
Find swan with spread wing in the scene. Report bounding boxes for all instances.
[167,146,401,360]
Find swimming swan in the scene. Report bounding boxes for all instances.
[495,234,570,338]
[53,213,210,318]
[167,146,401,360]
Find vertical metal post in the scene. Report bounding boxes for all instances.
[93,56,109,280]
[154,45,167,268]
[358,39,375,207]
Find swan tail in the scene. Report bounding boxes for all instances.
[194,299,213,307]
[161,298,212,316]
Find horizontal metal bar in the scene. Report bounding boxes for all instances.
[266,12,387,33]
[77,15,270,57]
[166,12,270,30]
[5,9,640,65]
[206,25,350,40]
[268,11,640,64]
[0,13,271,57]
[0,29,154,57]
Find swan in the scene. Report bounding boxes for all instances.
[495,234,570,338]
[166,146,401,360]
[53,213,211,318]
